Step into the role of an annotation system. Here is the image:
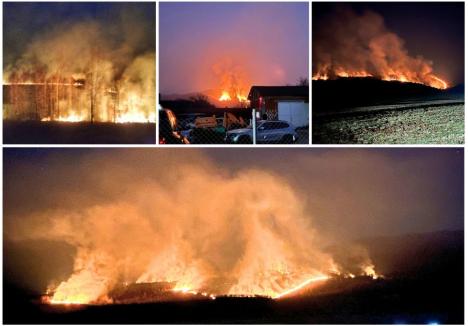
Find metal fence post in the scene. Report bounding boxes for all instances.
[252,108,256,145]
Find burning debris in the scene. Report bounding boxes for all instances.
[312,7,448,89]
[3,3,156,123]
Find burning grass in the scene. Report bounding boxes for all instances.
[3,3,155,123]
[313,7,449,89]
[5,151,382,306]
[41,274,381,306]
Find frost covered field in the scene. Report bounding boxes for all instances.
[313,103,464,144]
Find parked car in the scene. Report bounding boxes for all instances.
[159,107,189,144]
[225,120,298,144]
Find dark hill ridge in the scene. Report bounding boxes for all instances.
[313,77,464,114]
[4,229,463,323]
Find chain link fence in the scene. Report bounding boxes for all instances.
[159,108,309,145]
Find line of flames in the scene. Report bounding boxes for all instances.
[312,72,448,90]
[218,91,249,103]
[4,82,155,123]
[43,271,381,306]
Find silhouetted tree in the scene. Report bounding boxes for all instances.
[297,77,309,86]
[188,94,216,108]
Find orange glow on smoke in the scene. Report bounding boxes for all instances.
[28,169,383,306]
[312,9,450,90]
[212,58,250,107]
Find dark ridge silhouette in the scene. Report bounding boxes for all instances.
[313,77,463,114]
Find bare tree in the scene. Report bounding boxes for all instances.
[297,77,309,86]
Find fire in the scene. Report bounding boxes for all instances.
[361,263,380,280]
[313,8,450,90]
[41,111,87,122]
[273,275,329,299]
[4,80,156,123]
[3,16,156,123]
[313,72,448,90]
[213,58,250,107]
[219,91,232,101]
[218,90,249,106]
[14,159,383,306]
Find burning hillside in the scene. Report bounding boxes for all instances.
[5,150,380,305]
[3,3,156,123]
[312,7,448,89]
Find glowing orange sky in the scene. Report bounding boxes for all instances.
[159,3,309,95]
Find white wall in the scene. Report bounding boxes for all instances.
[278,101,309,127]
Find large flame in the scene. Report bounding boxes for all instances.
[213,58,250,107]
[312,71,448,90]
[219,91,232,101]
[313,8,449,90]
[10,154,381,305]
[218,90,249,105]
[3,9,155,122]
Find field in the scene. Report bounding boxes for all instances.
[313,103,464,144]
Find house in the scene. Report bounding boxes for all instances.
[247,86,309,127]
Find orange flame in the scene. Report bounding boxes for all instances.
[273,275,329,299]
[313,9,450,90]
[313,71,448,90]
[219,91,232,101]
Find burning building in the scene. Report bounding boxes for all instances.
[3,3,156,123]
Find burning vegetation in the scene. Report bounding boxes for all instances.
[312,7,448,89]
[213,59,250,107]
[6,150,381,306]
[3,4,156,123]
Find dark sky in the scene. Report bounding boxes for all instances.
[159,2,309,95]
[4,148,463,240]
[313,2,465,85]
[3,2,156,69]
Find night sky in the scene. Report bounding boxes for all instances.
[4,148,463,240]
[313,2,465,85]
[159,2,309,95]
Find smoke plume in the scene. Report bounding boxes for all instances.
[313,7,447,89]
[3,3,156,122]
[4,149,378,304]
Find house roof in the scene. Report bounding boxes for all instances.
[248,86,309,99]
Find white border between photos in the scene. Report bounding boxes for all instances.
[0,1,466,326]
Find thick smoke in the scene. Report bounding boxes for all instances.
[4,149,377,303]
[3,3,155,122]
[312,7,447,89]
